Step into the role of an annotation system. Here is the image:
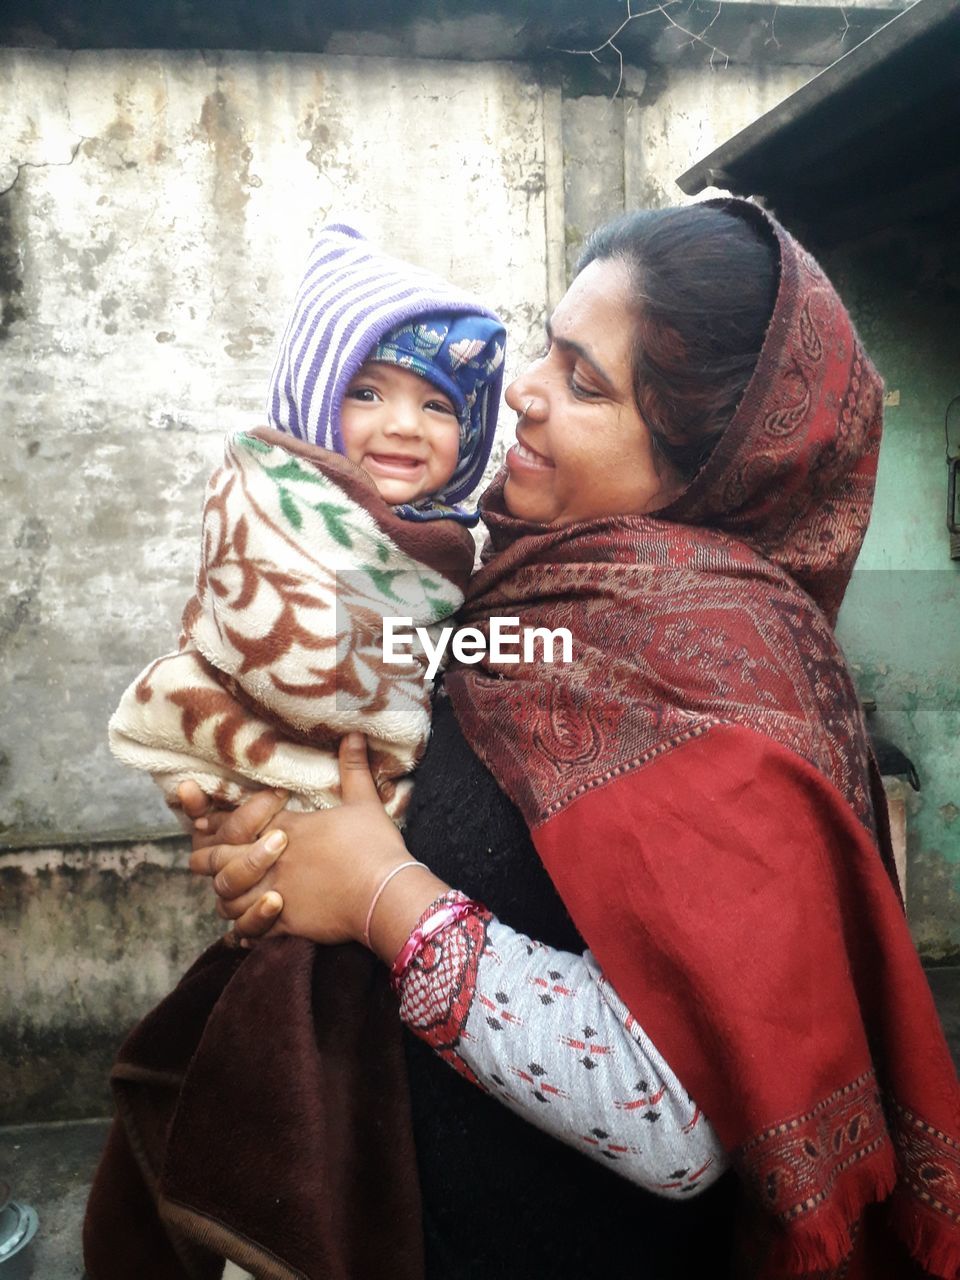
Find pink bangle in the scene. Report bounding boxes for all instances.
[390,899,483,988]
[362,861,426,949]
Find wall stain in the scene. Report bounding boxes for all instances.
[298,108,333,172]
[197,85,261,222]
[0,186,25,341]
[297,91,343,181]
[224,323,272,359]
[1,516,51,655]
[82,122,139,172]
[0,859,216,1121]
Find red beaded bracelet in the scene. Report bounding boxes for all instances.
[389,899,483,989]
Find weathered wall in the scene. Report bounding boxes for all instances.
[826,231,960,961]
[558,63,816,278]
[622,62,815,210]
[1,837,207,1120]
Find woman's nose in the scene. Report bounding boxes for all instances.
[505,377,545,422]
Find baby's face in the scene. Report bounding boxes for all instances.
[340,361,460,506]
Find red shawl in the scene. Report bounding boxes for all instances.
[447,200,960,1278]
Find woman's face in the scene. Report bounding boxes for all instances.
[503,258,683,525]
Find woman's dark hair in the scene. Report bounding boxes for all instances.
[576,204,779,482]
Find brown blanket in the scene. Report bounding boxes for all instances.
[83,936,423,1280]
[108,430,475,821]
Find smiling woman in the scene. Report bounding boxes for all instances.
[503,257,685,524]
[502,206,778,527]
[576,204,779,482]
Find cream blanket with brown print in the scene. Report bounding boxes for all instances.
[109,427,475,822]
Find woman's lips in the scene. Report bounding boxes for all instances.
[363,453,426,478]
[507,439,555,472]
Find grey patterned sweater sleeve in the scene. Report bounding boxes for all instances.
[395,897,728,1198]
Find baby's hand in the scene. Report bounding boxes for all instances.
[178,782,288,849]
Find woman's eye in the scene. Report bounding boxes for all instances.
[570,376,600,400]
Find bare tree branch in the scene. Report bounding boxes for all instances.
[552,0,733,97]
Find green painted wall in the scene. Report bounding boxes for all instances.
[824,231,960,960]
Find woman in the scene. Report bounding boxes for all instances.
[185,200,960,1279]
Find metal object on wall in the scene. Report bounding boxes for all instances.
[0,1180,38,1279]
[947,395,960,560]
[865,709,920,904]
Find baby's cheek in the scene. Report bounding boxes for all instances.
[434,433,462,486]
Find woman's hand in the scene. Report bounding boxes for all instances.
[188,735,448,953]
[179,780,292,939]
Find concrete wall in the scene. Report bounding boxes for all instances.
[1,839,213,1120]
[558,63,815,277]
[622,62,815,210]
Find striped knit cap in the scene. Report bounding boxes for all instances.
[267,224,506,523]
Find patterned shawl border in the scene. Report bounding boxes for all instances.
[891,1101,960,1225]
[739,1070,878,1156]
[531,719,724,825]
[735,1068,892,1226]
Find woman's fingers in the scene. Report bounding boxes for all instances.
[230,891,284,939]
[338,733,380,805]
[216,884,283,921]
[189,830,287,896]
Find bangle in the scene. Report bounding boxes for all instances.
[390,898,484,989]
[362,860,427,949]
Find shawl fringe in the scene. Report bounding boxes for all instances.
[759,1143,897,1275]
[890,1189,960,1280]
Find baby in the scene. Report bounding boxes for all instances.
[109,224,505,822]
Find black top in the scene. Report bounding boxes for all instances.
[401,689,736,1280]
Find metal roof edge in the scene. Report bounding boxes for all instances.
[676,0,960,195]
